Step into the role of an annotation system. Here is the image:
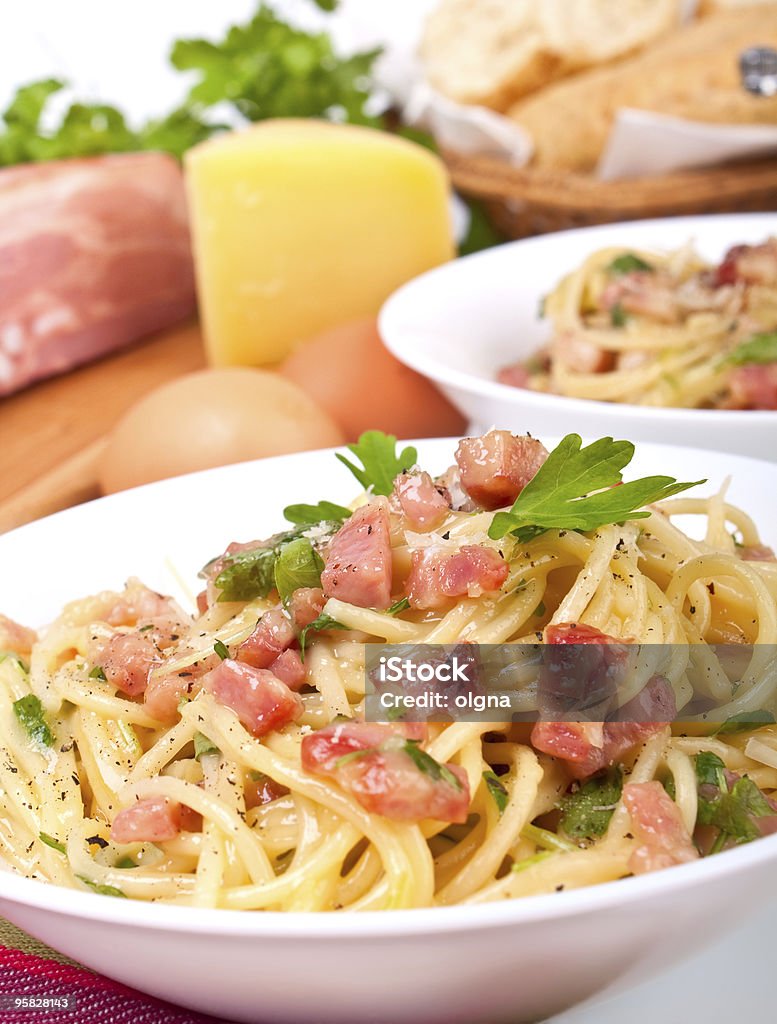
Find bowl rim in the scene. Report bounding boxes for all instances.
[379,211,777,425]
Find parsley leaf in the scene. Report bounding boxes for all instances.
[488,434,703,542]
[400,739,462,791]
[695,751,727,788]
[212,544,277,602]
[336,431,418,496]
[607,253,654,275]
[694,753,776,847]
[0,650,28,672]
[714,710,776,735]
[298,613,348,659]
[89,665,107,681]
[13,694,54,748]
[387,598,411,616]
[723,332,777,367]
[274,538,324,606]
[559,768,623,840]
[76,876,127,899]
[283,501,351,526]
[194,732,220,760]
[610,302,629,327]
[115,856,137,869]
[483,770,508,814]
[171,4,383,127]
[213,640,229,661]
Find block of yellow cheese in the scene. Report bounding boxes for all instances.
[185,119,455,366]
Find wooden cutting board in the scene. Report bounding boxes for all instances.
[0,321,206,523]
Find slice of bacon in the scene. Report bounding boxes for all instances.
[144,668,202,723]
[301,720,469,823]
[203,659,302,738]
[600,271,678,324]
[0,613,37,654]
[497,363,531,388]
[740,544,777,562]
[105,583,184,629]
[321,501,392,609]
[455,430,548,510]
[93,632,160,698]
[714,240,777,287]
[289,587,326,629]
[110,796,182,844]
[728,363,777,411]
[393,471,449,530]
[269,649,306,691]
[622,781,698,874]
[244,773,290,810]
[237,609,295,669]
[553,332,615,374]
[406,544,508,610]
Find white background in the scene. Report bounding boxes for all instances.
[0,3,772,1021]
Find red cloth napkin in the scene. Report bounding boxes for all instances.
[0,945,228,1023]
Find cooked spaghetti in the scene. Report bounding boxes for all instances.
[498,239,777,410]
[2,429,777,911]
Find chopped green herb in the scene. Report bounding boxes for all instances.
[521,822,578,853]
[336,431,418,496]
[76,875,127,898]
[213,639,229,661]
[212,544,277,603]
[39,832,66,854]
[138,624,154,633]
[401,739,462,791]
[694,752,776,847]
[723,332,777,367]
[333,749,372,769]
[0,650,28,672]
[559,768,623,840]
[714,710,776,735]
[13,694,54,748]
[534,601,546,617]
[512,850,554,873]
[610,302,629,327]
[695,751,727,789]
[283,501,352,526]
[483,770,508,815]
[115,856,137,869]
[274,538,324,606]
[607,253,654,275]
[89,665,107,681]
[488,434,703,543]
[116,720,141,758]
[387,597,411,616]
[298,613,348,659]
[194,732,220,760]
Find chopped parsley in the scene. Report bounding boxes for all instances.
[273,538,324,606]
[723,331,777,367]
[400,739,462,791]
[387,597,411,616]
[193,732,220,760]
[298,612,348,659]
[483,770,508,815]
[76,876,127,899]
[559,768,623,840]
[610,302,629,327]
[213,639,229,661]
[714,710,776,735]
[607,253,654,275]
[283,500,351,526]
[88,665,107,681]
[488,434,703,543]
[694,752,776,847]
[39,832,66,854]
[13,694,54,748]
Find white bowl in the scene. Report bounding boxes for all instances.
[379,213,777,461]
[1,438,776,1024]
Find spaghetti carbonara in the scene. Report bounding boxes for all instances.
[2,429,777,911]
[499,238,777,410]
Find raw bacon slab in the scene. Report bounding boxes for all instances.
[0,152,195,395]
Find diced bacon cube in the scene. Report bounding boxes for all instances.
[393,471,449,530]
[0,613,37,654]
[144,668,199,723]
[94,632,159,697]
[623,781,698,874]
[728,364,777,411]
[740,544,776,562]
[289,587,326,629]
[110,796,182,844]
[237,609,295,669]
[203,659,302,738]
[269,649,307,691]
[244,773,290,810]
[406,544,508,610]
[455,430,548,510]
[321,501,393,609]
[497,363,531,388]
[714,240,777,287]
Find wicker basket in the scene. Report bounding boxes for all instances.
[443,151,777,239]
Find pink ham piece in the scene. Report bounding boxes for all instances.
[497,363,531,389]
[203,659,302,738]
[301,720,470,823]
[110,796,182,844]
[714,239,777,287]
[406,544,508,610]
[553,332,615,374]
[0,613,37,654]
[321,501,392,609]
[0,153,195,395]
[455,430,548,510]
[94,632,159,698]
[289,587,326,629]
[104,583,184,628]
[237,609,295,669]
[393,471,449,530]
[728,364,777,411]
[269,649,306,691]
[740,544,777,562]
[144,668,201,723]
[622,781,699,874]
[600,271,679,324]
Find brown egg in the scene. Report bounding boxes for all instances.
[279,318,466,442]
[99,368,345,494]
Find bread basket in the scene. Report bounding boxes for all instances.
[444,151,777,238]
